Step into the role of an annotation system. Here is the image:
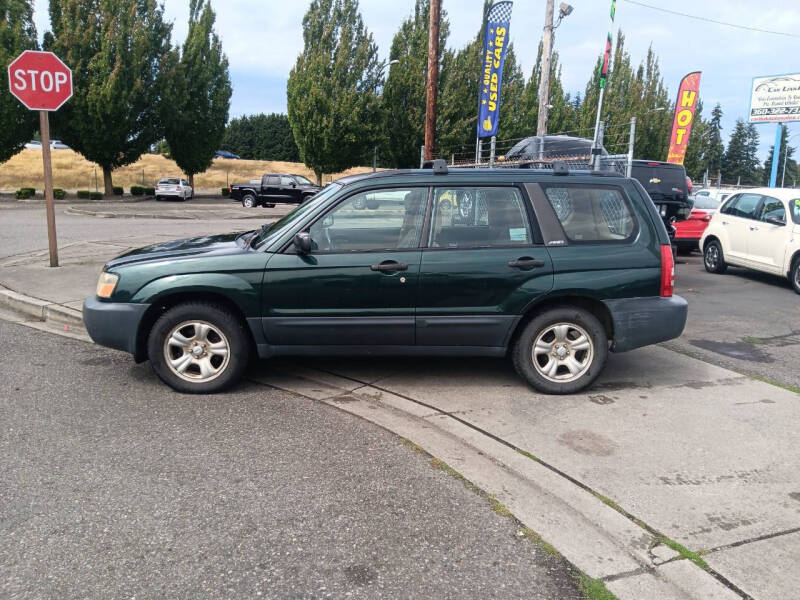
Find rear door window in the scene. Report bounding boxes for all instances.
[542,185,636,243]
[792,199,800,224]
[428,187,532,248]
[267,176,280,185]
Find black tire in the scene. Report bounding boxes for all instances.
[703,239,727,274]
[242,194,256,209]
[512,307,608,394]
[155,195,162,202]
[147,302,251,394]
[790,257,800,295]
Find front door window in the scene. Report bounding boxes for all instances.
[309,188,427,252]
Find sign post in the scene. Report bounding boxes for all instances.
[7,50,73,267]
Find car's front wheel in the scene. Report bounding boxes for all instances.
[147,302,251,393]
[703,240,727,274]
[512,307,608,394]
[791,257,800,295]
[242,194,256,208]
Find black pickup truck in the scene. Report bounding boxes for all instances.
[629,160,693,238]
[230,173,322,208]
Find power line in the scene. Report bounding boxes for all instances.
[621,0,800,39]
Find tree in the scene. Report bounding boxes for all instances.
[381,0,449,168]
[682,100,708,181]
[46,0,172,195]
[0,0,37,163]
[722,119,761,185]
[287,0,381,183]
[222,114,300,162]
[162,0,231,190]
[762,126,796,186]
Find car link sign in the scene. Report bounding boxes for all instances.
[749,73,800,123]
[7,50,73,111]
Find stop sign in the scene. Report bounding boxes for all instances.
[7,50,72,111]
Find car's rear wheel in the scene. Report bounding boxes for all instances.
[703,240,727,274]
[147,302,250,394]
[512,307,608,394]
[242,194,256,208]
[791,257,800,295]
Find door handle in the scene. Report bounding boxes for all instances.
[721,221,729,225]
[749,226,759,231]
[508,257,546,269]
[370,261,408,272]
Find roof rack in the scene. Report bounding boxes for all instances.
[421,158,448,174]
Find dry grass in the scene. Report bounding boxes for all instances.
[0,149,373,192]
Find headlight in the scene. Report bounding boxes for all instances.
[96,272,119,298]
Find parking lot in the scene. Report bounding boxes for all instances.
[1,199,799,599]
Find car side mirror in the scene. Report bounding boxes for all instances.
[766,216,785,226]
[293,232,312,254]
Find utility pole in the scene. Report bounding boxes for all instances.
[537,0,555,137]
[424,0,441,161]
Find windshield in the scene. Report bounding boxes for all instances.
[294,175,313,185]
[253,183,342,247]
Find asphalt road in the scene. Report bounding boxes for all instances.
[0,200,279,260]
[673,251,800,390]
[0,321,583,600]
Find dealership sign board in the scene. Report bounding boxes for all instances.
[749,73,800,123]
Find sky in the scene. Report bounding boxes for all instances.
[31,0,800,163]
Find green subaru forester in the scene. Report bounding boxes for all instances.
[83,163,687,395]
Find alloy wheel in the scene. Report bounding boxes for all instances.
[532,322,594,383]
[163,320,230,383]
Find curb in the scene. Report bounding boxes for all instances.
[0,285,84,329]
[65,206,192,220]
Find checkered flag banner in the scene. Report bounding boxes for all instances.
[477,1,514,138]
[487,1,513,23]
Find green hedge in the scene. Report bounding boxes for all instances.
[21,187,36,195]
[89,192,103,200]
[76,190,91,199]
[130,186,145,196]
[14,188,32,199]
[112,186,123,196]
[144,187,155,195]
[53,188,66,199]
[221,187,230,197]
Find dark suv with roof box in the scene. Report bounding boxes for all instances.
[83,161,687,395]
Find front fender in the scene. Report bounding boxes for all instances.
[130,273,261,317]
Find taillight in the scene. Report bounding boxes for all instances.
[660,244,674,298]
[702,214,712,222]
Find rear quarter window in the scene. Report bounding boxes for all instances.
[542,184,637,243]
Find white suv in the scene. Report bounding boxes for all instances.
[700,188,800,294]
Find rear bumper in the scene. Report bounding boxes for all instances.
[603,295,687,352]
[83,296,150,356]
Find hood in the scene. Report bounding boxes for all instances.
[105,232,251,270]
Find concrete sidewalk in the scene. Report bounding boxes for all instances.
[2,231,799,600]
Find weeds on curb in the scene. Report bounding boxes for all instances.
[655,536,709,570]
[576,574,618,600]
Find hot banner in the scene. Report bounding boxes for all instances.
[667,71,702,165]
[477,1,513,138]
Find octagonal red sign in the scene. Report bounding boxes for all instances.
[7,50,73,111]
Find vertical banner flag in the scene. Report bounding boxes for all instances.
[599,1,616,89]
[667,71,702,165]
[477,1,513,138]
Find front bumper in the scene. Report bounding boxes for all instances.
[603,295,688,353]
[83,296,150,356]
